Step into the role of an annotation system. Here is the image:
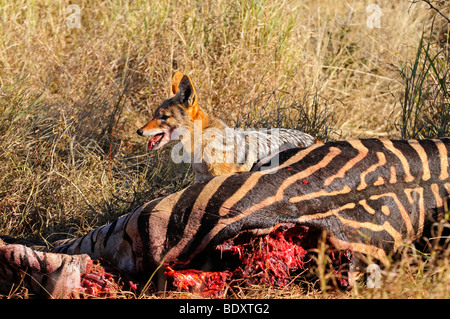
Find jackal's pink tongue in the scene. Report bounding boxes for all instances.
[148,133,164,151]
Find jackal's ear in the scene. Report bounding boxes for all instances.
[178,75,198,108]
[171,72,184,95]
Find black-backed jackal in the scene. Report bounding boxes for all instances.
[137,72,320,181]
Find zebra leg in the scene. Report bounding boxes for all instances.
[0,243,106,298]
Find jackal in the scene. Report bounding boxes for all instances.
[137,72,320,181]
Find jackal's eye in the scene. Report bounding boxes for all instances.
[159,114,169,121]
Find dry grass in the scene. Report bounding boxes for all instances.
[0,0,449,298]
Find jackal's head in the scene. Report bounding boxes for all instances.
[137,72,205,151]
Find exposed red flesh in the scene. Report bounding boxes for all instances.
[165,223,310,297]
[79,260,118,298]
[165,267,232,298]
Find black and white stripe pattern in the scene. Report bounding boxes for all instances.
[51,138,450,274]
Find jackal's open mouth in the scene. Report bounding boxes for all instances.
[148,129,172,151]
